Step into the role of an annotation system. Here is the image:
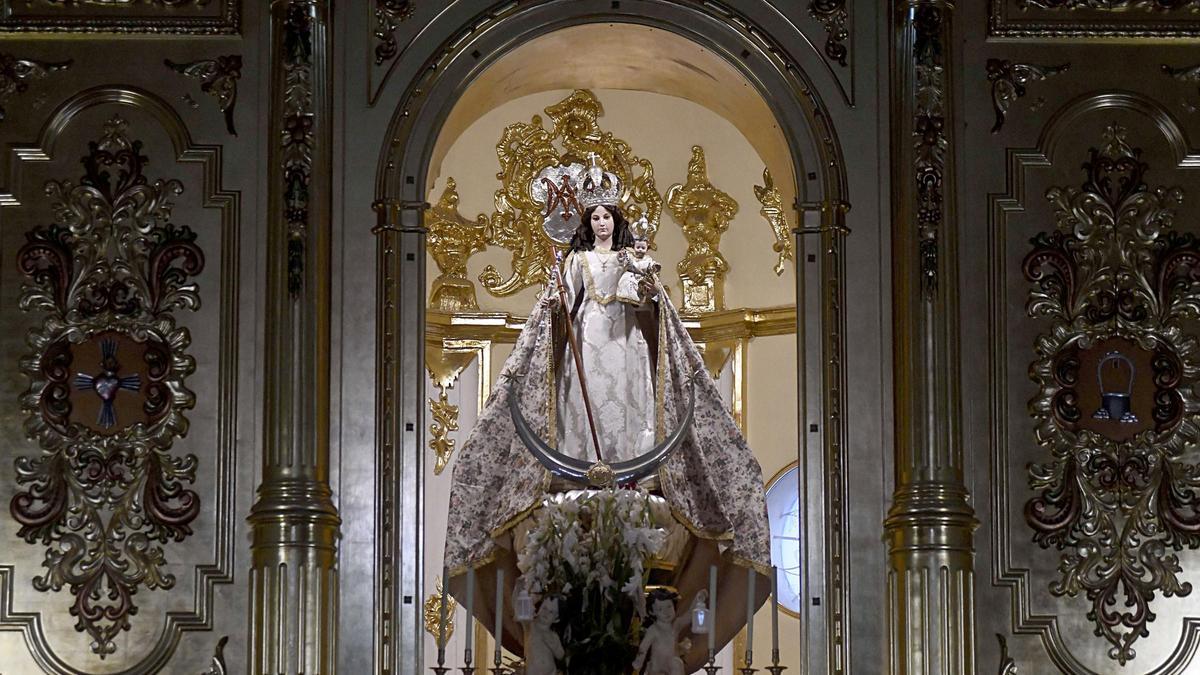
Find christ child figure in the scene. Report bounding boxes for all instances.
[617,235,661,304]
[522,596,564,675]
[632,588,708,675]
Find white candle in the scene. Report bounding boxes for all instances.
[494,568,505,663]
[708,565,718,653]
[746,567,756,650]
[438,565,449,649]
[771,566,780,653]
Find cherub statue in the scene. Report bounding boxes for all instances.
[632,588,708,675]
[521,596,564,675]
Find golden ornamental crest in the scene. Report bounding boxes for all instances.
[479,89,662,297]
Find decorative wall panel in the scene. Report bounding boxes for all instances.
[988,0,1200,39]
[0,0,240,34]
[0,89,242,674]
[978,91,1200,673]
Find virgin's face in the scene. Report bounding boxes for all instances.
[590,206,614,244]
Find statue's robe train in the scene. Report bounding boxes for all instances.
[445,289,772,672]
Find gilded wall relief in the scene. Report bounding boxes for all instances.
[373,0,414,65]
[481,89,661,297]
[0,0,239,34]
[165,56,242,136]
[0,54,71,123]
[666,145,737,314]
[752,167,794,277]
[282,0,313,297]
[913,5,946,298]
[809,0,849,67]
[989,0,1200,38]
[427,177,489,312]
[9,114,205,658]
[428,389,459,476]
[986,59,1069,133]
[1022,124,1200,666]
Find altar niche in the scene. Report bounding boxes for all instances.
[374,17,849,675]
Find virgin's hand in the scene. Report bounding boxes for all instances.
[638,277,659,299]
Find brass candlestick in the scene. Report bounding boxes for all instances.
[763,648,788,675]
[458,647,475,675]
[429,646,450,674]
[738,649,757,675]
[702,649,722,675]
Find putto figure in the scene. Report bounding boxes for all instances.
[632,588,708,675]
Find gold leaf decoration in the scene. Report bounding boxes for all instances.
[753,167,793,276]
[666,145,738,313]
[423,576,457,646]
[427,177,490,311]
[480,89,661,297]
[429,387,460,475]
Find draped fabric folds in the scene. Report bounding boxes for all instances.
[444,250,772,668]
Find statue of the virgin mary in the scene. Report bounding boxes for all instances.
[444,158,772,670]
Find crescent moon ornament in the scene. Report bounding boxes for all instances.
[507,372,698,488]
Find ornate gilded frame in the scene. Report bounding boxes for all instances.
[0,86,240,675]
[371,2,850,674]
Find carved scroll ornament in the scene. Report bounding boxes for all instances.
[1023,124,1200,666]
[666,145,737,313]
[9,115,204,657]
[753,167,793,276]
[986,59,1069,133]
[427,177,489,312]
[482,89,661,297]
[165,55,242,136]
[0,54,71,123]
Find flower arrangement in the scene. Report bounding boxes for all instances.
[517,488,666,675]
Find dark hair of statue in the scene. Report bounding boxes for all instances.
[569,204,636,252]
[643,587,680,629]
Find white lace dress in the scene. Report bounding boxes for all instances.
[556,248,657,463]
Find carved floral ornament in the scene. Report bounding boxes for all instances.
[1023,124,1200,665]
[9,115,204,657]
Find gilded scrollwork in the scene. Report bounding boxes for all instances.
[373,0,414,65]
[753,167,793,276]
[481,89,661,297]
[0,0,239,33]
[428,177,489,311]
[1019,0,1199,8]
[429,388,460,476]
[1023,124,1200,666]
[165,55,242,136]
[809,0,849,67]
[9,115,204,658]
[200,635,229,675]
[666,145,738,313]
[423,576,457,646]
[1163,63,1200,113]
[0,54,71,123]
[987,59,1069,133]
[913,5,946,299]
[282,0,314,297]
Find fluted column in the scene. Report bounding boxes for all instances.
[248,1,340,673]
[884,1,977,674]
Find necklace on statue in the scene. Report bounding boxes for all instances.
[597,249,612,271]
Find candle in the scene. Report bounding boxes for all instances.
[465,567,475,662]
[746,567,756,649]
[494,568,505,663]
[438,566,449,649]
[771,565,780,654]
[708,565,718,654]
